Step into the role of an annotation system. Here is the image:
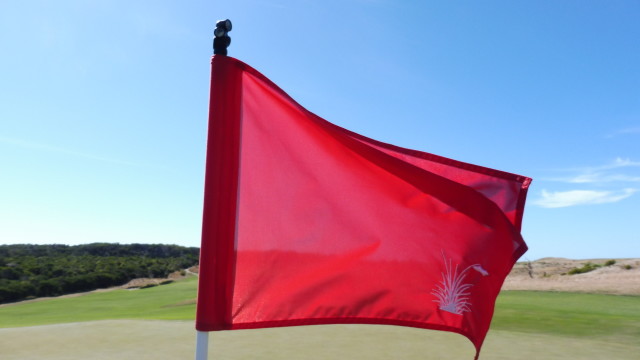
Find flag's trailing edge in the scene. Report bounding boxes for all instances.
[196,55,531,360]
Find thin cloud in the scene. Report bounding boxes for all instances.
[536,159,640,207]
[546,158,640,184]
[606,126,640,138]
[533,188,637,208]
[566,173,640,184]
[604,157,640,169]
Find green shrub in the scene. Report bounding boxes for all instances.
[622,264,632,270]
[568,262,601,275]
[604,259,616,266]
[0,243,199,304]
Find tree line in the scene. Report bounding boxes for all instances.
[0,243,199,304]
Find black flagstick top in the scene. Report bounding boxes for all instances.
[213,19,232,55]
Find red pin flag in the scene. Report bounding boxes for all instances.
[196,55,531,360]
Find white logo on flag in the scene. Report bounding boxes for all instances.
[432,252,489,315]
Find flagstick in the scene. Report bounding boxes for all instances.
[194,19,233,360]
[195,331,209,360]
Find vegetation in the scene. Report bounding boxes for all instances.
[1,284,638,360]
[567,260,617,275]
[0,243,199,304]
[493,291,640,343]
[1,285,638,359]
[1,281,638,347]
[604,259,616,266]
[568,262,601,275]
[0,276,198,328]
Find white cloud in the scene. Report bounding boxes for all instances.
[622,127,640,135]
[608,157,640,169]
[546,158,640,184]
[566,173,640,184]
[607,126,640,138]
[533,189,637,208]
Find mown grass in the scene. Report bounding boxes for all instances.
[0,276,197,328]
[1,278,639,348]
[492,291,640,344]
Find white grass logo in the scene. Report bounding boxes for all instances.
[432,252,489,315]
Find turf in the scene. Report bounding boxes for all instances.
[1,321,637,360]
[1,281,639,359]
[0,276,197,327]
[1,278,639,346]
[492,291,640,344]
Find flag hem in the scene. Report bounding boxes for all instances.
[196,317,483,358]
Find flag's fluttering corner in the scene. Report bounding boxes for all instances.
[196,55,531,359]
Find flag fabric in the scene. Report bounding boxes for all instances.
[196,55,531,359]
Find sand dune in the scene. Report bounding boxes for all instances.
[503,258,640,295]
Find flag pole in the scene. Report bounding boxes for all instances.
[194,18,233,360]
[195,331,210,360]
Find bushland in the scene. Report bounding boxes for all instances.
[0,243,199,304]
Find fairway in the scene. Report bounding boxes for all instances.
[492,291,640,344]
[1,320,637,360]
[0,276,197,328]
[1,278,639,359]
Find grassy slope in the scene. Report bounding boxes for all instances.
[1,277,639,346]
[0,276,197,327]
[493,291,640,343]
[1,280,639,360]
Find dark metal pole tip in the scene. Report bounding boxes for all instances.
[213,19,232,56]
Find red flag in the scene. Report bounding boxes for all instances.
[196,55,531,359]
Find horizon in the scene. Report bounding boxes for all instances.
[2,241,636,262]
[1,1,638,261]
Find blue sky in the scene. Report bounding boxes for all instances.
[1,1,638,260]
